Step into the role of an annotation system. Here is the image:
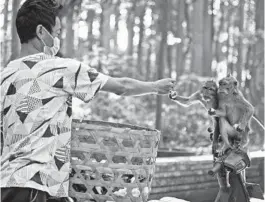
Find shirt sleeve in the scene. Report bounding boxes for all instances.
[63,59,109,103]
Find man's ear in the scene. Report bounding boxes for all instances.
[36,25,53,46]
[36,25,43,39]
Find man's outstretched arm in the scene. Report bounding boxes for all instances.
[101,77,175,96]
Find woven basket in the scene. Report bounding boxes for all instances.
[69,120,161,202]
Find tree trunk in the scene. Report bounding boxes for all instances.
[167,45,172,77]
[183,0,192,75]
[236,0,244,86]
[113,0,121,50]
[59,16,66,53]
[249,0,264,124]
[145,43,152,80]
[191,0,204,75]
[3,0,10,66]
[155,0,168,143]
[87,9,95,51]
[244,44,252,96]
[10,0,20,61]
[137,5,146,75]
[215,1,225,64]
[127,1,137,55]
[175,0,185,78]
[255,0,264,30]
[101,3,115,52]
[75,0,82,59]
[226,11,233,73]
[64,7,74,57]
[203,0,213,76]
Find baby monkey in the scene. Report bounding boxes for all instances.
[169,80,218,110]
[169,80,221,152]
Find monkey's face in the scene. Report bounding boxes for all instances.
[218,75,238,95]
[201,80,218,100]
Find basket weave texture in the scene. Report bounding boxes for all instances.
[69,120,161,202]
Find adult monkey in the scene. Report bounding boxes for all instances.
[208,74,264,153]
[207,75,264,202]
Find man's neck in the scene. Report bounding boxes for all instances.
[19,43,42,58]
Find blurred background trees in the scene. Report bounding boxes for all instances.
[0,0,264,153]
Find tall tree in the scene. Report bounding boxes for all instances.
[126,1,137,55]
[203,0,213,76]
[3,0,10,66]
[10,0,20,61]
[64,7,74,57]
[58,0,81,56]
[235,0,245,85]
[166,0,172,78]
[191,0,204,75]
[175,0,185,77]
[214,1,225,65]
[226,8,234,73]
[87,9,96,51]
[183,0,192,75]
[167,44,172,77]
[249,0,264,114]
[145,42,152,80]
[113,0,121,50]
[136,3,146,75]
[100,1,115,51]
[155,0,168,143]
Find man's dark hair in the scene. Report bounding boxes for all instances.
[16,0,62,44]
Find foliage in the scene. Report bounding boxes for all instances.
[1,0,264,152]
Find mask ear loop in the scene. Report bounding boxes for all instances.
[39,36,47,49]
[39,26,54,48]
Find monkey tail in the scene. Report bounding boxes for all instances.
[251,115,265,131]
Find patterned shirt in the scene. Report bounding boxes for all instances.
[0,53,109,197]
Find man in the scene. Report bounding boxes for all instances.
[0,0,175,202]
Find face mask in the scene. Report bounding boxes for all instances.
[40,27,60,56]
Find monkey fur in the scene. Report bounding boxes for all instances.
[169,80,220,153]
[208,74,255,154]
[169,77,264,155]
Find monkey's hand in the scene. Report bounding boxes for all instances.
[233,123,246,132]
[219,144,232,156]
[208,127,213,133]
[208,108,216,116]
[169,90,178,100]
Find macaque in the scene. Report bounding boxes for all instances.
[169,80,218,110]
[169,77,264,155]
[208,74,255,153]
[169,80,220,152]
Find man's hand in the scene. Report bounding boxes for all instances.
[101,77,175,96]
[154,78,175,95]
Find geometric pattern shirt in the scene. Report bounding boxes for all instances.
[0,53,109,197]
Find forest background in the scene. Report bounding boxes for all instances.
[0,0,264,154]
